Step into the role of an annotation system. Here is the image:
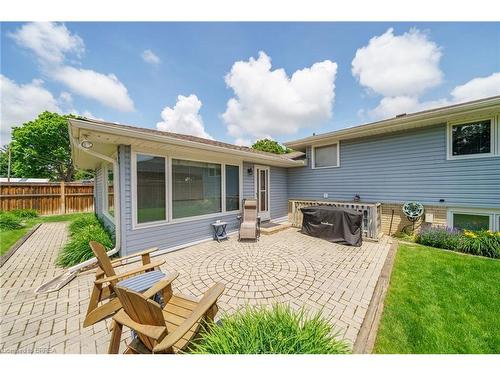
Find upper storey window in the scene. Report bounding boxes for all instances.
[448,117,499,159]
[312,143,339,168]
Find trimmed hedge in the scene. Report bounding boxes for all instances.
[415,226,500,259]
[57,214,114,267]
[191,304,350,354]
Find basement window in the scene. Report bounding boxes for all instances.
[448,209,500,231]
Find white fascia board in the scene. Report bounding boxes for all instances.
[69,119,303,168]
[284,96,500,149]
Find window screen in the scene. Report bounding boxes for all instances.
[314,144,338,168]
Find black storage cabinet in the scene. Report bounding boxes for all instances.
[300,205,362,246]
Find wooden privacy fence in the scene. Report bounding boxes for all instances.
[0,182,95,215]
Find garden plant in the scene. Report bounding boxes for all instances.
[57,214,114,267]
[415,226,500,258]
[192,304,350,354]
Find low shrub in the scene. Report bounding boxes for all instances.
[415,226,500,259]
[10,209,38,219]
[0,212,23,230]
[68,214,99,236]
[415,226,462,250]
[57,214,114,267]
[461,230,500,259]
[191,304,350,354]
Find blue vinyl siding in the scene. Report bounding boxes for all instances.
[270,166,288,219]
[243,162,255,199]
[94,166,115,233]
[287,124,500,208]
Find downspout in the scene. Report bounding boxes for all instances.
[74,141,121,258]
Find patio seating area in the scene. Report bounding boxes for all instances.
[0,222,392,353]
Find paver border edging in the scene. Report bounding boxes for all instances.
[352,238,399,354]
[0,223,42,268]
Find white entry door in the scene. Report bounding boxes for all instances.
[255,166,270,221]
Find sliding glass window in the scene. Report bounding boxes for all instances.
[225,165,240,211]
[136,154,166,224]
[172,159,221,219]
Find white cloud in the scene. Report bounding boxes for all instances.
[352,28,442,97]
[156,95,213,139]
[59,91,73,104]
[450,72,500,102]
[8,22,84,65]
[9,22,134,112]
[222,51,337,143]
[234,138,252,147]
[142,49,161,65]
[367,72,500,119]
[80,111,104,121]
[0,75,61,143]
[51,66,135,112]
[368,96,421,119]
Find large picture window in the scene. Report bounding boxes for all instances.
[172,159,222,219]
[313,143,339,168]
[451,120,492,157]
[225,165,240,211]
[136,154,166,224]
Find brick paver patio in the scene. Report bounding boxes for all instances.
[0,222,392,353]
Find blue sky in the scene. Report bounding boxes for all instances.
[1,22,499,145]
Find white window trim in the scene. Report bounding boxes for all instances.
[447,207,500,232]
[131,151,169,230]
[102,162,115,222]
[131,148,243,230]
[254,165,271,221]
[311,142,340,169]
[224,163,243,214]
[446,116,498,160]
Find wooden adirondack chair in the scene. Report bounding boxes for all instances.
[108,278,225,354]
[83,241,165,328]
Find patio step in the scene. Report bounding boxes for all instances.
[260,222,292,235]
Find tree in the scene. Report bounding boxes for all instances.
[8,111,79,181]
[0,146,10,177]
[251,139,293,154]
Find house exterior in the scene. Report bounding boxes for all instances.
[69,118,301,255]
[69,95,500,256]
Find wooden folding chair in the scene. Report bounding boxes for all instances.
[83,241,165,327]
[108,278,225,354]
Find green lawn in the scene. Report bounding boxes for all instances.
[0,212,92,256]
[374,242,500,353]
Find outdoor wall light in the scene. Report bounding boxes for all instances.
[80,140,94,149]
[247,167,253,175]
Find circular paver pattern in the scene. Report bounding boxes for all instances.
[187,242,316,304]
